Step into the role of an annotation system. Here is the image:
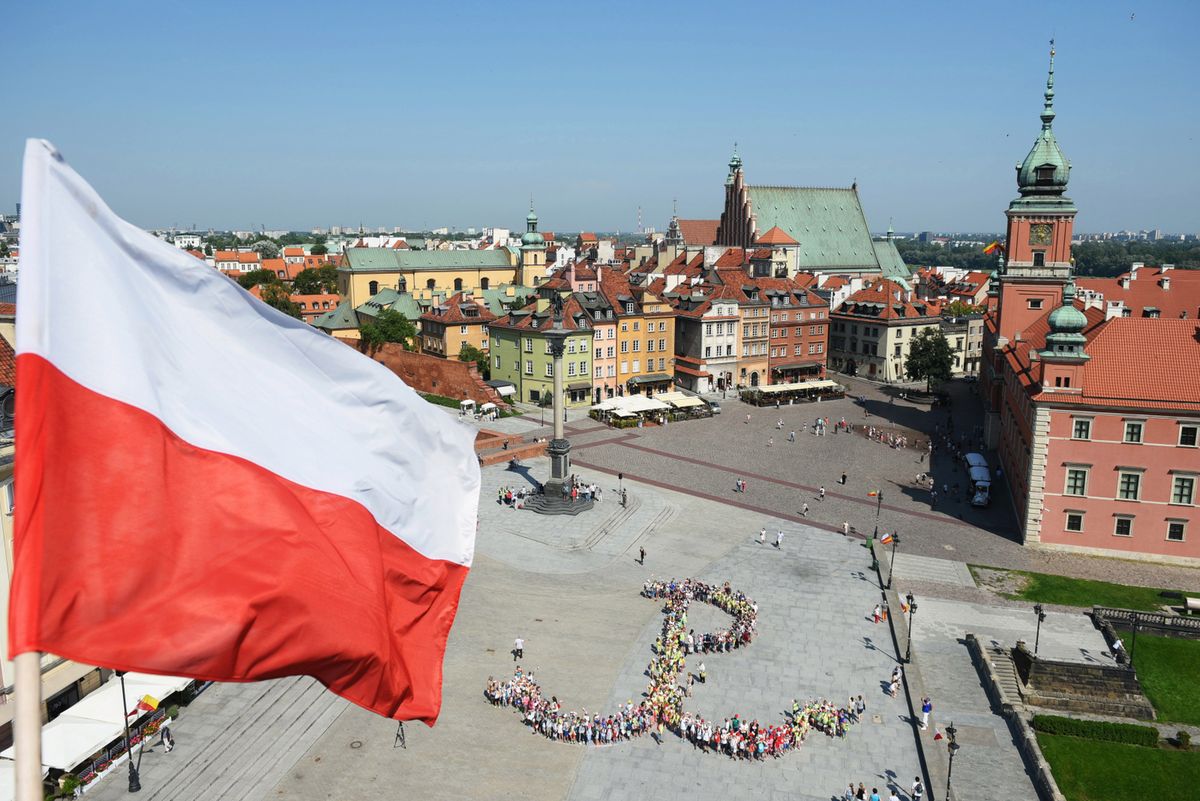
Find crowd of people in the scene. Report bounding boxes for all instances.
[485,578,864,759]
[859,425,915,450]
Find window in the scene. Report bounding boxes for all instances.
[1065,512,1084,532]
[1072,418,1091,440]
[567,340,575,354]
[633,321,640,331]
[1118,471,1141,500]
[608,328,615,339]
[894,344,901,356]
[607,365,615,377]
[595,366,602,377]
[795,344,803,356]
[658,339,666,351]
[595,348,602,359]
[368,280,379,295]
[493,355,500,368]
[810,325,819,335]
[567,362,576,377]
[620,341,628,353]
[454,278,463,292]
[726,344,734,356]
[632,359,640,373]
[780,312,789,321]
[658,358,666,370]
[1172,475,1195,505]
[606,346,614,358]
[1124,421,1144,443]
[704,346,712,358]
[1167,521,1187,542]
[625,303,634,314]
[524,338,533,352]
[1180,425,1198,447]
[1065,468,1088,496]
[705,323,713,336]
[620,361,628,374]
[426,278,436,290]
[1027,298,1043,310]
[621,323,628,333]
[481,277,490,290]
[647,340,654,352]
[1114,516,1133,537]
[810,343,819,354]
[632,341,640,352]
[1033,252,1045,267]
[524,360,533,375]
[460,325,468,334]
[545,363,554,377]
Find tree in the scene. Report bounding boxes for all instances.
[310,243,329,256]
[0,241,9,257]
[250,239,280,259]
[237,269,278,290]
[260,282,301,319]
[359,309,416,351]
[292,265,339,295]
[905,329,954,392]
[203,243,213,256]
[943,299,982,317]
[458,343,489,379]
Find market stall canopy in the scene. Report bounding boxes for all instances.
[656,391,706,409]
[0,673,191,772]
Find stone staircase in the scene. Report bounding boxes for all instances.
[85,677,346,801]
[986,643,1025,706]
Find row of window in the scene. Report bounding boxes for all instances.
[742,343,768,357]
[513,360,590,378]
[619,320,669,333]
[770,311,826,322]
[1063,512,1188,542]
[704,322,737,336]
[770,325,823,338]
[770,343,824,357]
[1063,467,1194,504]
[1071,418,1198,447]
[704,345,736,358]
[297,301,334,311]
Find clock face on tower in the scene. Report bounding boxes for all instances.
[1029,223,1053,246]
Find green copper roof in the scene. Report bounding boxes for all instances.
[311,299,358,331]
[1016,43,1071,200]
[354,288,425,321]
[872,239,911,279]
[1041,278,1089,359]
[479,284,537,316]
[746,186,881,271]
[341,248,512,272]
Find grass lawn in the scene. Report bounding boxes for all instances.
[1134,634,1200,726]
[969,565,1183,611]
[1038,733,1197,801]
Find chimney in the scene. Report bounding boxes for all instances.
[1130,262,1143,279]
[1161,275,1171,290]
[1120,276,1131,290]
[1015,330,1023,343]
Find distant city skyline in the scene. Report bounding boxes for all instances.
[5,1,1198,234]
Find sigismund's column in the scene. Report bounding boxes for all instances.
[544,320,571,495]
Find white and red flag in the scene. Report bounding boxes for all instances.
[9,140,479,724]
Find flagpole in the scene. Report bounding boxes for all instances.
[15,651,43,801]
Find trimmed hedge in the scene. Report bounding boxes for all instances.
[1031,714,1159,747]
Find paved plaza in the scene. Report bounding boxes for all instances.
[85,378,1200,801]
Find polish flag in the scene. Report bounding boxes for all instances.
[9,141,480,724]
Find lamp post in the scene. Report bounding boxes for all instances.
[945,721,960,801]
[116,672,141,793]
[1129,612,1140,668]
[886,532,900,590]
[872,489,883,538]
[1033,603,1047,656]
[905,592,917,663]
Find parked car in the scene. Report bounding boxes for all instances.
[708,401,721,414]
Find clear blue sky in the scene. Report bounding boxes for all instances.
[6,0,1198,234]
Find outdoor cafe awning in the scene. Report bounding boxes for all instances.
[627,373,673,385]
[0,673,192,772]
[656,391,706,409]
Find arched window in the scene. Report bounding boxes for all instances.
[426,278,436,290]
[480,277,490,290]
[454,277,463,292]
[1033,252,1045,268]
[368,280,379,296]
[398,277,407,293]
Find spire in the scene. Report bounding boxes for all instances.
[728,142,742,174]
[1041,38,1056,131]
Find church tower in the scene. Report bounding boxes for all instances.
[995,42,1076,345]
[518,203,546,286]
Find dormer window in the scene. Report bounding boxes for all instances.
[1035,164,1055,183]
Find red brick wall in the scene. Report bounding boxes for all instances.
[355,342,506,406]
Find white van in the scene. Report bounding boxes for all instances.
[969,464,992,507]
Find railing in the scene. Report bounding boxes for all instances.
[1093,606,1200,640]
[74,707,169,787]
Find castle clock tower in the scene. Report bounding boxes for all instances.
[995,42,1076,345]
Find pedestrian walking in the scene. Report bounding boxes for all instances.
[819,486,826,500]
[801,502,809,517]
[745,413,751,424]
[911,777,924,800]
[775,530,783,548]
[870,789,881,801]
[638,546,645,565]
[698,661,706,683]
[889,790,900,801]
[768,436,774,447]
[788,430,796,442]
[759,527,767,545]
[842,520,850,535]
[513,636,524,661]
[921,696,932,730]
[844,783,855,801]
[840,471,847,485]
[856,695,866,717]
[161,725,175,753]
[777,418,784,429]
[872,604,882,624]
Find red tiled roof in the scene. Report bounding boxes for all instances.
[756,225,798,246]
[185,249,206,261]
[579,232,598,242]
[214,250,240,261]
[712,248,746,269]
[836,280,941,320]
[419,291,498,325]
[1077,266,1200,320]
[283,247,304,256]
[393,240,410,249]
[0,334,14,387]
[237,252,260,264]
[0,303,16,318]
[1076,318,1200,409]
[677,219,719,246]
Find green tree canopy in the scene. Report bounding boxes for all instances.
[904,328,954,392]
[250,240,280,259]
[359,309,416,351]
[292,265,339,295]
[237,269,279,290]
[943,299,983,317]
[0,241,9,257]
[260,282,301,319]
[203,243,213,256]
[458,343,489,379]
[310,243,329,256]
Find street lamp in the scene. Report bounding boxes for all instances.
[1033,603,1047,656]
[116,671,141,793]
[905,592,917,663]
[945,722,960,801]
[886,532,900,590]
[872,489,883,538]
[1129,612,1140,668]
